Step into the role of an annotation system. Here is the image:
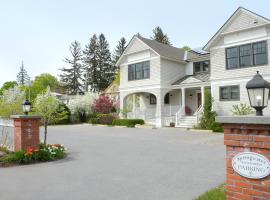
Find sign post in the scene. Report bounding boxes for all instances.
[216,116,270,200]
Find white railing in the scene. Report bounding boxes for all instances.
[194,105,203,125]
[175,106,185,127]
[163,105,180,117]
[0,118,14,151]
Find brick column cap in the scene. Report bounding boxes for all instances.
[216,116,270,125]
[11,115,41,119]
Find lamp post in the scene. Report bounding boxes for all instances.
[22,99,32,115]
[246,71,270,116]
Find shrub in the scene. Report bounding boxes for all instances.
[93,95,114,114]
[89,118,99,124]
[97,114,116,125]
[112,119,144,127]
[197,88,223,132]
[68,93,97,123]
[52,102,71,125]
[231,103,254,115]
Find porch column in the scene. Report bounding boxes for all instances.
[132,94,136,112]
[181,88,185,108]
[119,93,125,119]
[201,86,205,107]
[155,90,165,127]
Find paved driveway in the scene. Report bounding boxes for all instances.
[0,125,225,200]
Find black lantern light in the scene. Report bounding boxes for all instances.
[246,71,270,116]
[22,99,32,115]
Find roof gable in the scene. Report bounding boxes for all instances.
[204,7,270,50]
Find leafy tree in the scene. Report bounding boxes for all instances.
[31,73,59,100]
[17,62,30,86]
[34,87,59,144]
[93,95,114,114]
[151,26,171,45]
[0,81,17,96]
[60,41,84,95]
[180,46,191,51]
[97,34,115,91]
[0,86,25,118]
[112,37,127,64]
[83,34,99,92]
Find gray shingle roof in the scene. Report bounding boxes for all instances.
[137,36,186,62]
[172,73,210,85]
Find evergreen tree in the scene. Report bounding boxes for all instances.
[112,37,127,64]
[16,62,30,86]
[151,26,171,45]
[83,34,99,92]
[97,33,115,91]
[60,41,84,95]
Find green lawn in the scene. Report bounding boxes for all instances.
[196,184,226,200]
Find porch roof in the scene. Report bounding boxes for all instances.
[172,73,210,85]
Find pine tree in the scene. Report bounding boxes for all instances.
[17,62,30,86]
[112,37,127,64]
[97,34,115,91]
[151,26,171,45]
[83,34,99,92]
[60,41,84,95]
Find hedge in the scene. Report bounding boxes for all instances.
[89,114,116,125]
[112,119,144,127]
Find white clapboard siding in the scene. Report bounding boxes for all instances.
[160,59,186,87]
[221,10,268,34]
[211,80,270,116]
[210,39,270,81]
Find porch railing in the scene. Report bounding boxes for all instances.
[194,105,203,125]
[175,106,185,127]
[0,118,14,151]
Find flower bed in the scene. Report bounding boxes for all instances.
[0,143,66,167]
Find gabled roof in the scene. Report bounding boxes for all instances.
[137,36,186,62]
[203,7,270,51]
[172,73,210,85]
[116,35,186,65]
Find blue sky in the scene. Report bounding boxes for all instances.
[0,0,269,86]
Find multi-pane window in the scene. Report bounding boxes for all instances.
[226,47,239,69]
[220,85,240,101]
[226,41,268,69]
[193,60,210,73]
[253,41,267,65]
[128,61,150,81]
[239,44,252,67]
[150,94,156,105]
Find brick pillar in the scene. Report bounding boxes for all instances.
[217,116,270,200]
[11,115,41,151]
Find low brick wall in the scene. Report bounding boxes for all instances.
[217,116,270,200]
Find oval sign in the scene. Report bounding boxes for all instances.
[232,152,270,179]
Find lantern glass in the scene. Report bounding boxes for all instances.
[22,100,32,115]
[247,88,268,107]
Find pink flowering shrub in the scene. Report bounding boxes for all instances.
[93,95,114,114]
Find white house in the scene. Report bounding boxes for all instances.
[117,7,270,128]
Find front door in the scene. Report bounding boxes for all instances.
[197,92,202,108]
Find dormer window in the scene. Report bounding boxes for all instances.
[194,60,210,73]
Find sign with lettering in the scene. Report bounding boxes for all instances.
[232,152,270,179]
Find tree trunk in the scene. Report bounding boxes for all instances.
[44,121,48,145]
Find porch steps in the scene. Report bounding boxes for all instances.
[176,116,197,128]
